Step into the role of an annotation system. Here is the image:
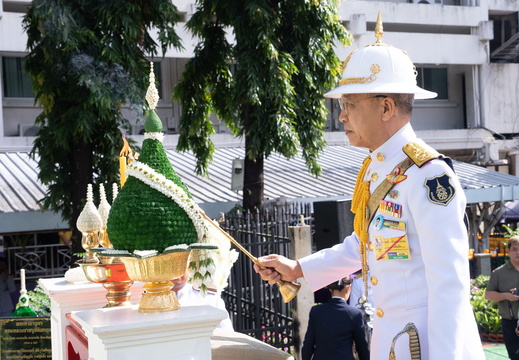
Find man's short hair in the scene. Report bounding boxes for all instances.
[508,236,519,249]
[380,93,414,115]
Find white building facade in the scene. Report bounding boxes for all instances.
[1,0,519,168]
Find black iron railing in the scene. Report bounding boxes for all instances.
[220,203,312,355]
[5,244,73,281]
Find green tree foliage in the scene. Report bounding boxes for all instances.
[22,0,183,251]
[174,0,350,212]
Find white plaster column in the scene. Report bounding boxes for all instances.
[71,305,226,360]
[39,277,144,360]
[288,224,314,360]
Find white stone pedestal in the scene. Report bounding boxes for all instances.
[71,304,226,360]
[39,277,144,360]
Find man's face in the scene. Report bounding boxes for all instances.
[510,243,519,265]
[338,94,385,151]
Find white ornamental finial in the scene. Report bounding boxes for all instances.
[112,183,119,203]
[145,62,159,110]
[76,184,103,232]
[98,184,111,227]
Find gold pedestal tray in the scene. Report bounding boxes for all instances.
[120,251,191,313]
[79,262,134,308]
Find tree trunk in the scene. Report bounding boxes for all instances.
[70,141,94,255]
[243,133,264,214]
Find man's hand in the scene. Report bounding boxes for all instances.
[253,254,303,285]
[508,288,519,302]
[486,289,519,302]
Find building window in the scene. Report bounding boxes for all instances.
[416,67,448,99]
[2,57,35,98]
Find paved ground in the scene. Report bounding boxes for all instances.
[483,342,509,359]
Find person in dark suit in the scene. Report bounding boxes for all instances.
[301,276,369,360]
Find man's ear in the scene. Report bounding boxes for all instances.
[381,97,397,122]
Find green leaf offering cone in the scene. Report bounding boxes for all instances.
[107,63,206,254]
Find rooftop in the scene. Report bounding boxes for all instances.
[2,145,519,233]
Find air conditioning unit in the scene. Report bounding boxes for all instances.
[18,124,40,136]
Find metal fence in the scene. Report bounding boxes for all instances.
[220,202,312,354]
[5,244,73,282]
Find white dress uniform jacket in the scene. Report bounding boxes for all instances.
[299,124,484,360]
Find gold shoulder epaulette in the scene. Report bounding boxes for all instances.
[403,142,440,167]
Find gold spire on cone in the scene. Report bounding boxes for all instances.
[375,11,383,43]
[118,137,138,188]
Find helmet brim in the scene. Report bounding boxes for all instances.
[324,84,437,100]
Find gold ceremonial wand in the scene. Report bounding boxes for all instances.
[200,212,301,303]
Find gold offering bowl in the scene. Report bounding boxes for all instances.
[120,251,191,313]
[80,262,134,308]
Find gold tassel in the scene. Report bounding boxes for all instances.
[351,156,371,212]
[354,182,371,242]
[352,156,372,240]
[351,156,372,302]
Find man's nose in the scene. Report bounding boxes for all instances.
[338,110,348,124]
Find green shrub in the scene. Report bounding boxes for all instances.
[470,275,501,334]
[26,284,51,317]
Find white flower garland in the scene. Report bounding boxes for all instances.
[126,161,206,241]
[144,131,164,142]
[187,219,239,296]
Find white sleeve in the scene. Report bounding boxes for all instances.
[299,233,362,292]
[408,160,479,359]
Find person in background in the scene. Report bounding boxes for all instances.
[172,273,234,330]
[254,13,484,359]
[485,236,519,360]
[0,257,15,317]
[302,276,369,360]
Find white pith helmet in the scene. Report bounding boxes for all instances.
[325,12,437,100]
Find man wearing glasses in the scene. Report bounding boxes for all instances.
[254,14,484,360]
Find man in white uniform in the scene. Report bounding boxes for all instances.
[254,14,484,360]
